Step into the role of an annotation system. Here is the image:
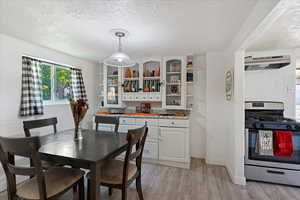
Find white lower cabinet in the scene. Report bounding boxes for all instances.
[159,127,188,163]
[143,140,159,160]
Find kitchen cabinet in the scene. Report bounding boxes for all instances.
[162,56,187,109]
[159,119,190,163]
[103,65,123,108]
[102,56,195,110]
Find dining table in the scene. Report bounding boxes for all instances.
[24,129,128,200]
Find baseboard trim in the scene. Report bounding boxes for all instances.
[143,158,191,169]
[205,158,225,166]
[226,166,246,185]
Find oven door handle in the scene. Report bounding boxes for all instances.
[266,170,285,175]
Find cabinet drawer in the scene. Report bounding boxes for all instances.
[143,141,158,160]
[95,124,113,131]
[119,118,136,125]
[118,125,138,133]
[159,119,189,127]
[245,165,300,186]
[136,118,158,127]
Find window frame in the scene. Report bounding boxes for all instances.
[42,63,72,106]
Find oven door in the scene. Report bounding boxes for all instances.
[245,128,300,170]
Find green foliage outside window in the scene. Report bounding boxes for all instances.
[40,64,51,101]
[40,63,71,102]
[55,67,71,100]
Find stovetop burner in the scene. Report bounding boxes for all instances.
[246,113,295,123]
[245,101,299,130]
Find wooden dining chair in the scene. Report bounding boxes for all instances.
[95,116,120,133]
[87,124,148,200]
[0,136,85,200]
[23,117,58,137]
[23,117,61,169]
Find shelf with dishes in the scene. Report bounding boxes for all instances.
[186,56,194,110]
[163,57,186,108]
[143,60,161,93]
[119,59,162,102]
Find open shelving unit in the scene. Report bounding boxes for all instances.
[186,55,194,110]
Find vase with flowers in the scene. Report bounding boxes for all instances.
[70,99,89,140]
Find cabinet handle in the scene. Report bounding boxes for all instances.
[266,170,285,175]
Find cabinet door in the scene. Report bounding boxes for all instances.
[104,65,123,108]
[144,141,159,160]
[159,127,187,162]
[162,57,186,109]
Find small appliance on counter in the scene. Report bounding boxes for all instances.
[140,103,151,113]
[245,101,300,186]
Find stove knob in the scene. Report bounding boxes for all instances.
[296,125,300,130]
[286,125,292,130]
[259,124,264,129]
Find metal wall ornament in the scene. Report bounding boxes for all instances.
[225,69,234,101]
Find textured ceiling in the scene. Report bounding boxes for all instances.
[0,0,258,62]
[248,1,300,51]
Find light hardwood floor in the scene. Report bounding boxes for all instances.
[1,158,300,200]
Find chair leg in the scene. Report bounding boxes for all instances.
[136,175,144,200]
[73,185,78,193]
[109,187,113,196]
[87,179,90,200]
[122,187,127,200]
[78,178,85,200]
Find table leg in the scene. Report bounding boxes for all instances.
[89,163,101,200]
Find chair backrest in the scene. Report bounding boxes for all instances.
[23,117,58,137]
[123,124,148,183]
[0,136,47,199]
[95,116,119,133]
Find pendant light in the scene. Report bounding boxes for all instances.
[103,30,136,67]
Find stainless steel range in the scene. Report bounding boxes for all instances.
[245,101,300,186]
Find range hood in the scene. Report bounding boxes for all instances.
[245,55,291,71]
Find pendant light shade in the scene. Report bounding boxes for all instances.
[103,30,136,67]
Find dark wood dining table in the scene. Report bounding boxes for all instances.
[35,129,128,200]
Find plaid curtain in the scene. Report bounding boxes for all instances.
[70,68,88,101]
[19,57,44,116]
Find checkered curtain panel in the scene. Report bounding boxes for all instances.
[19,57,44,116]
[70,68,88,101]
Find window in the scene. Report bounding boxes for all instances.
[40,62,71,104]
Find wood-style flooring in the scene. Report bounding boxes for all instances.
[1,158,300,200]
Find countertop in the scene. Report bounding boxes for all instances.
[95,112,190,120]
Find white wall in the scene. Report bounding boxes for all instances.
[205,52,230,165]
[245,50,296,118]
[219,0,282,186]
[189,55,207,158]
[0,33,98,191]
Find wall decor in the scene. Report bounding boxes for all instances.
[225,69,234,101]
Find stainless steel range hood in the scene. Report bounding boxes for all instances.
[245,55,290,71]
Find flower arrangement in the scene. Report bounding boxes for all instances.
[70,99,89,140]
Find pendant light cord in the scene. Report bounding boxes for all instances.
[118,35,122,52]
